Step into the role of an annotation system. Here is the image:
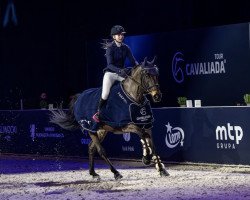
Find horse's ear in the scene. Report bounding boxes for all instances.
[142,57,147,67]
[151,56,157,64]
[148,56,157,65]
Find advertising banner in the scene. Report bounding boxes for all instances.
[1,108,250,165]
[0,110,86,156]
[0,110,142,159]
[86,23,250,106]
[152,107,250,165]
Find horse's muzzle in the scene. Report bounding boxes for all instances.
[150,90,162,102]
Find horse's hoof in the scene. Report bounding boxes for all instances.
[114,172,123,180]
[160,169,170,177]
[92,175,101,181]
[142,156,151,166]
[90,171,101,180]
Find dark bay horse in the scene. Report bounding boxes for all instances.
[50,57,169,180]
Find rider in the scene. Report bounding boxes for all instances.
[92,25,139,123]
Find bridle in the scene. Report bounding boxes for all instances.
[125,66,160,94]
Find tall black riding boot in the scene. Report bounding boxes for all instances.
[92,98,107,122]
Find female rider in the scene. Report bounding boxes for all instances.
[92,25,138,122]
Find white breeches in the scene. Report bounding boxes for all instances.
[101,72,125,100]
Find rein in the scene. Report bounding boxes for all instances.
[125,70,159,94]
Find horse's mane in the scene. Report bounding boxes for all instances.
[130,65,141,75]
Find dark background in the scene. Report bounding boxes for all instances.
[0,0,250,109]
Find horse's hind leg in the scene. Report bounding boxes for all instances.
[88,141,100,180]
[89,130,122,180]
[88,130,107,179]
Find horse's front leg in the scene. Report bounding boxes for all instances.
[143,129,170,177]
[122,124,169,176]
[121,124,153,165]
[88,130,123,180]
[140,135,153,166]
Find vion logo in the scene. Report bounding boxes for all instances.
[216,123,243,149]
[165,122,184,148]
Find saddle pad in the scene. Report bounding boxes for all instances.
[74,82,153,132]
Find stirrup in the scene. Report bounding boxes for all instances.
[92,111,100,123]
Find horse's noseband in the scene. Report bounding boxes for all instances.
[147,84,162,102]
[150,90,162,102]
[140,69,162,102]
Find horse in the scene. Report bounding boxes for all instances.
[50,57,170,180]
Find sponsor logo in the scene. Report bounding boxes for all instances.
[140,107,147,115]
[122,133,135,152]
[215,123,243,149]
[4,135,11,142]
[123,132,131,142]
[165,122,185,148]
[29,124,64,141]
[81,130,91,145]
[122,146,134,152]
[118,92,128,104]
[0,125,18,142]
[122,133,131,142]
[0,125,17,134]
[136,106,152,122]
[172,52,226,83]
[81,138,91,145]
[30,124,36,141]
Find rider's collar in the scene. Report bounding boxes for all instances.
[114,40,123,47]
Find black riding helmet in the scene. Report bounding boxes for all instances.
[110,25,126,36]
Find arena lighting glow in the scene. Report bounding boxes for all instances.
[3,0,18,27]
[249,23,250,48]
[125,35,154,64]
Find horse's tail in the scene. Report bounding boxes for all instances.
[50,94,80,131]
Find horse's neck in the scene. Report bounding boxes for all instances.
[122,77,144,103]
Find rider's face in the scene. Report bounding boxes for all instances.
[113,33,124,43]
